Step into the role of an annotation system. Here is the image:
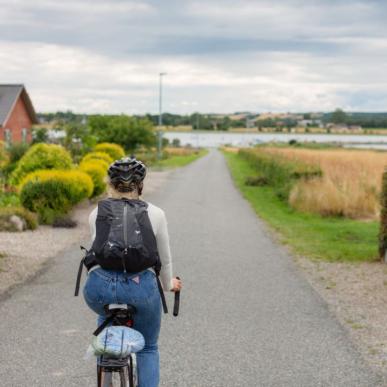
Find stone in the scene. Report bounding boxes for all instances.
[9,215,26,232]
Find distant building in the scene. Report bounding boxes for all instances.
[0,84,38,145]
[298,119,323,128]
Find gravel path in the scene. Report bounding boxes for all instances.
[0,149,383,386]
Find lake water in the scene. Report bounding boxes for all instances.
[164,131,387,149]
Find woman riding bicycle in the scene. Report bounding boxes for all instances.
[83,156,182,387]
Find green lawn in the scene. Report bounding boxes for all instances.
[152,149,208,169]
[224,151,379,262]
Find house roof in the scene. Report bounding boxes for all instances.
[0,84,38,127]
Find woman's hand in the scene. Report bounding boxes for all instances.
[170,277,182,292]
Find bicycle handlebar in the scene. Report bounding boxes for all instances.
[173,276,181,317]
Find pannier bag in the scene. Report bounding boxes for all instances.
[92,326,145,358]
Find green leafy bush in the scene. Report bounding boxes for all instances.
[1,142,30,177]
[0,206,38,231]
[94,143,125,161]
[244,175,269,186]
[10,143,73,185]
[0,192,20,207]
[89,115,155,151]
[81,151,113,166]
[19,170,93,223]
[239,148,322,200]
[79,161,107,197]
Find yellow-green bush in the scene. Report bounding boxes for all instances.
[19,170,93,223]
[95,143,125,161]
[0,141,9,169]
[0,206,38,231]
[81,151,113,165]
[79,161,107,197]
[10,143,73,185]
[80,158,109,172]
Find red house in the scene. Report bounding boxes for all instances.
[0,84,38,145]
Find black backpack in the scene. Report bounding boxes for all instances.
[74,198,168,313]
[92,198,160,273]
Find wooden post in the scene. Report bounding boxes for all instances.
[379,167,387,263]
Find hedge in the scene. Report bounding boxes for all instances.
[19,170,93,223]
[79,161,107,197]
[80,158,109,172]
[10,143,73,185]
[94,143,125,161]
[81,151,113,165]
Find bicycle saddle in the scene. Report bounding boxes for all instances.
[105,304,137,315]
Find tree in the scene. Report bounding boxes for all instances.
[218,117,231,131]
[172,138,181,147]
[331,108,348,124]
[64,123,97,159]
[89,115,156,151]
[32,127,49,144]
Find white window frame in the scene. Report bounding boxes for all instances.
[4,128,12,147]
[22,128,28,143]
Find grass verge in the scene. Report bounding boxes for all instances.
[152,149,208,169]
[224,151,379,262]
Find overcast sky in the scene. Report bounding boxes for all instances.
[1,0,386,114]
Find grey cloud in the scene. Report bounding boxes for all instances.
[1,0,387,112]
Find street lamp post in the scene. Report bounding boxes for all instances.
[157,72,167,161]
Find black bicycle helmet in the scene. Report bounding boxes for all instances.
[108,157,147,187]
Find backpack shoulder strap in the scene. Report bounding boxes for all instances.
[154,268,168,314]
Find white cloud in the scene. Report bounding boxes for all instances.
[1,0,387,113]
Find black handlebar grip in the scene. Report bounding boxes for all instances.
[173,276,181,317]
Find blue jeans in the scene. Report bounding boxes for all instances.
[83,268,162,387]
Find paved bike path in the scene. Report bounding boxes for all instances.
[0,149,382,386]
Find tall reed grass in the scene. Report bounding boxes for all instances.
[259,147,387,219]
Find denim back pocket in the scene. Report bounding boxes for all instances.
[83,270,111,308]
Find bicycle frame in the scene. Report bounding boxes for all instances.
[96,304,138,387]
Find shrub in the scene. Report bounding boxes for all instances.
[94,142,125,161]
[80,158,109,172]
[0,206,38,231]
[19,170,93,223]
[0,192,20,207]
[1,142,30,178]
[245,175,269,186]
[10,143,73,185]
[52,215,77,228]
[79,161,107,197]
[7,142,29,164]
[81,151,113,165]
[239,148,322,200]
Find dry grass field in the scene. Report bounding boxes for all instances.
[259,147,387,219]
[164,147,198,156]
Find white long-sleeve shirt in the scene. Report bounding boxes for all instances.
[88,202,173,290]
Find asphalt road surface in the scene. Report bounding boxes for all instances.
[0,149,383,386]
